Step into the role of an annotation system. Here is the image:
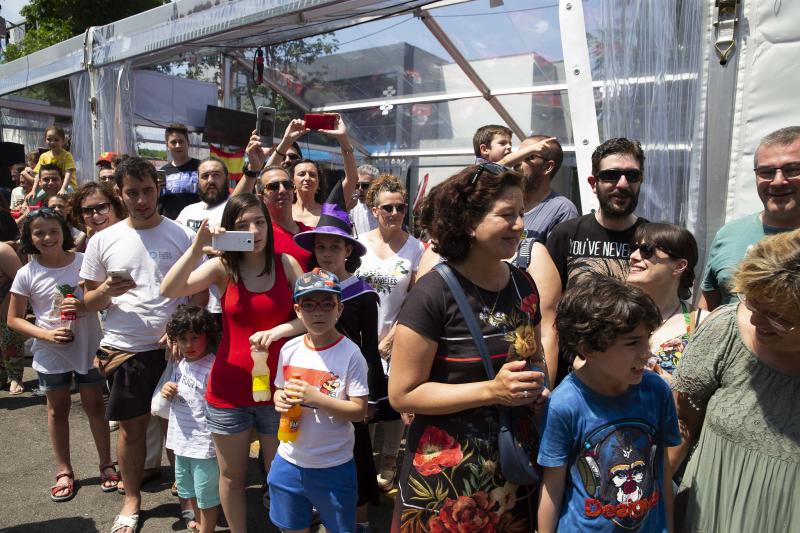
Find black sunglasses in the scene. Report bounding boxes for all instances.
[265,180,294,192]
[378,203,407,214]
[597,168,643,184]
[469,162,509,184]
[356,182,371,190]
[631,242,675,260]
[80,202,111,217]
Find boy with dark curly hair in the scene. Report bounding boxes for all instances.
[537,276,680,533]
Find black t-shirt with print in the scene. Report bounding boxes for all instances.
[546,213,648,290]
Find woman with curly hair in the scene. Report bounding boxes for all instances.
[389,164,547,531]
[355,173,424,490]
[670,229,800,532]
[69,182,126,239]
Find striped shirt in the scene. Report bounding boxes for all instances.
[523,191,579,243]
[166,354,216,459]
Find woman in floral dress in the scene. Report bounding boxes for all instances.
[389,164,548,532]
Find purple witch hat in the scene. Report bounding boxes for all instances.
[293,180,367,256]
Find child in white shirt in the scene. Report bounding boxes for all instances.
[161,305,220,533]
[269,268,369,533]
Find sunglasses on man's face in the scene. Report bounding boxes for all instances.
[596,168,643,184]
[356,182,371,191]
[378,203,407,215]
[265,180,294,192]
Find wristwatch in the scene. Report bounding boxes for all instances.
[243,162,261,178]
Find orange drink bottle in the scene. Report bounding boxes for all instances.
[278,373,302,442]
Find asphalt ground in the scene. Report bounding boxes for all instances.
[0,362,395,533]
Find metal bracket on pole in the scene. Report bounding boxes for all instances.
[559,0,600,214]
[83,27,100,159]
[713,0,739,66]
[417,9,526,140]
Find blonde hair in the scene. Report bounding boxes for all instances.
[366,174,406,209]
[732,228,800,312]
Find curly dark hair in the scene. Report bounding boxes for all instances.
[556,276,660,359]
[632,222,698,300]
[69,182,126,229]
[590,137,645,176]
[114,156,157,189]
[419,165,522,262]
[166,304,220,352]
[290,159,326,204]
[20,208,75,255]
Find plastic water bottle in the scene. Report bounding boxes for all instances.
[251,349,271,402]
[278,373,302,443]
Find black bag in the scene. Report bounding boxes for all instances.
[433,263,541,487]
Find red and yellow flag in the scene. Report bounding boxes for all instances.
[209,145,246,187]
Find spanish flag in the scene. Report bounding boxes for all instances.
[209,145,246,187]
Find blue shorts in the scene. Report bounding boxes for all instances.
[174,455,220,509]
[267,454,357,533]
[205,403,280,436]
[37,368,105,393]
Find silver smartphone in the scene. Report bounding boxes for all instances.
[107,269,134,282]
[212,231,255,252]
[256,106,277,146]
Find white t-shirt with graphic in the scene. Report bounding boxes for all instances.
[275,335,369,469]
[10,253,103,374]
[80,217,195,351]
[176,199,228,314]
[166,354,216,459]
[356,235,424,340]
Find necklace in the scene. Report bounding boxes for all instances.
[661,302,682,325]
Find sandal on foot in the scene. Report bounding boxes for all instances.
[110,513,139,533]
[100,463,121,493]
[51,472,76,502]
[181,509,199,532]
[171,481,179,497]
[8,379,24,395]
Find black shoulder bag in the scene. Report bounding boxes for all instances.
[433,263,541,487]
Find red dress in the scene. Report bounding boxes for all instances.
[206,254,295,408]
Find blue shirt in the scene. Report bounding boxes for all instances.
[538,372,681,532]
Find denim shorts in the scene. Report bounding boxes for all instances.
[205,403,280,436]
[268,454,357,533]
[175,455,220,509]
[37,368,105,393]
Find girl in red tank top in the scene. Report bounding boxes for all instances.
[161,193,305,533]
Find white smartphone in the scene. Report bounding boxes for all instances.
[256,106,276,146]
[212,231,255,252]
[107,269,134,282]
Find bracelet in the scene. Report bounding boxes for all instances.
[276,149,286,157]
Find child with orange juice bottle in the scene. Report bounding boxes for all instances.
[270,268,368,533]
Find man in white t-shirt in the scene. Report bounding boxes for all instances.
[347,164,379,236]
[176,158,230,319]
[81,156,195,533]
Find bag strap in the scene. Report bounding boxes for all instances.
[433,262,496,380]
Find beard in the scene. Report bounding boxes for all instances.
[200,184,230,206]
[597,188,639,218]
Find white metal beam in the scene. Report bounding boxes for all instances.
[0,97,72,117]
[418,10,527,140]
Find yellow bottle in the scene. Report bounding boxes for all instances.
[251,349,271,402]
[278,373,302,443]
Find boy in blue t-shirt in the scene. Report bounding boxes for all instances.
[538,277,681,533]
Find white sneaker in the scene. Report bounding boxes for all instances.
[109,420,119,432]
[376,457,397,491]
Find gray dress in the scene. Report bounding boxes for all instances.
[672,304,800,533]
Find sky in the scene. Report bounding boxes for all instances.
[0,0,26,23]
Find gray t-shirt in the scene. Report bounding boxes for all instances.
[523,191,580,243]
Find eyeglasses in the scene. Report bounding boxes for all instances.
[631,242,675,260]
[80,202,111,217]
[753,163,800,181]
[265,180,294,192]
[378,203,407,215]
[298,299,338,313]
[469,162,509,184]
[737,294,796,333]
[596,168,643,184]
[356,182,371,191]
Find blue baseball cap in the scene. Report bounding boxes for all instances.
[293,268,342,302]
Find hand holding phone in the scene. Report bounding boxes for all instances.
[304,113,337,130]
[212,231,255,252]
[108,269,134,282]
[257,106,277,146]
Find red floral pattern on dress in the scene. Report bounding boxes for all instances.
[413,425,464,476]
[427,492,500,533]
[519,293,539,316]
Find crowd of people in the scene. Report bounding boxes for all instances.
[0,116,798,533]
